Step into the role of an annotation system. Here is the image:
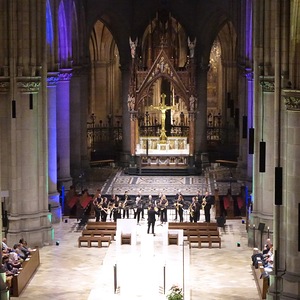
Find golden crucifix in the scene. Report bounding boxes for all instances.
[150,93,176,143]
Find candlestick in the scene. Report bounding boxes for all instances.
[267,226,270,238]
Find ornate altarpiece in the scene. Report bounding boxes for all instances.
[127,12,197,169]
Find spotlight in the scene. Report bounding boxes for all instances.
[237,242,241,247]
[56,241,60,246]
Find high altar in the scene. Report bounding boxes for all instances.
[127,12,197,172]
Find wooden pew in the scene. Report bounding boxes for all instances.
[86,222,116,231]
[82,229,116,241]
[167,222,221,249]
[168,222,218,230]
[251,255,269,299]
[11,249,40,297]
[78,235,111,248]
[188,233,221,249]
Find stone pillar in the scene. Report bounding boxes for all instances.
[6,0,52,247]
[130,112,138,156]
[47,73,61,223]
[70,67,83,177]
[254,79,275,219]
[279,91,300,298]
[56,69,73,189]
[195,64,209,170]
[246,71,254,179]
[120,65,131,166]
[188,111,196,169]
[80,66,90,170]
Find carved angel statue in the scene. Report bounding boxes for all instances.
[189,94,197,111]
[127,94,135,111]
[188,37,196,58]
[129,37,138,58]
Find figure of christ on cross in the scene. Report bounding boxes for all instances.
[150,93,176,143]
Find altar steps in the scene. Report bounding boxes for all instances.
[126,166,197,176]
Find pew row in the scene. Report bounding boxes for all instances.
[251,255,269,299]
[78,236,111,248]
[11,249,40,297]
[168,222,221,248]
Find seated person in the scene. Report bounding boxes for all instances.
[9,244,26,263]
[262,238,272,255]
[2,255,20,275]
[13,243,27,261]
[19,238,34,255]
[263,243,274,270]
[2,238,12,253]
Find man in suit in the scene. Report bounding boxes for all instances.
[147,205,158,235]
[204,191,214,223]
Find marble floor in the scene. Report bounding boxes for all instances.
[13,213,260,300]
[12,170,258,300]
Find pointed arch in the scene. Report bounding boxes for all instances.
[58,1,70,67]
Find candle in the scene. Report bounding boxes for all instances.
[267,226,270,238]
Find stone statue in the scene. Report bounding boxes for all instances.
[188,37,196,58]
[129,37,138,59]
[189,94,197,111]
[127,94,135,111]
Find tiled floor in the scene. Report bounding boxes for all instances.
[13,171,259,300]
[14,214,260,300]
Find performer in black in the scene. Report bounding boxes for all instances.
[174,190,182,221]
[122,191,130,219]
[189,196,200,223]
[147,205,158,235]
[137,190,145,219]
[196,190,202,221]
[177,194,185,222]
[203,191,214,223]
[100,197,109,222]
[108,194,116,221]
[159,194,168,224]
[135,196,143,225]
[92,189,102,222]
[112,196,121,222]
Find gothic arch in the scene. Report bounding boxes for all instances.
[88,19,121,123]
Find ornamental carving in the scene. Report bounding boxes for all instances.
[283,96,300,111]
[47,76,59,86]
[260,80,275,92]
[58,70,73,81]
[260,76,275,92]
[17,78,41,93]
[0,80,10,94]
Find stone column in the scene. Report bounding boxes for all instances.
[254,79,275,221]
[56,69,73,189]
[120,65,131,166]
[246,71,254,179]
[195,64,209,170]
[47,73,61,223]
[70,67,82,176]
[130,112,138,156]
[6,0,52,247]
[280,91,300,298]
[80,66,90,170]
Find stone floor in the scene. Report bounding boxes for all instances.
[13,215,259,300]
[12,171,259,300]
